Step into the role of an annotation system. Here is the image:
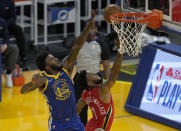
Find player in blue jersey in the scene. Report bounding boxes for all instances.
[20,10,96,131]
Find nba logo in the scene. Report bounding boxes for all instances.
[146,64,164,101]
[48,7,75,24]
[147,83,154,101]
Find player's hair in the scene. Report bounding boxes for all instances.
[77,70,103,90]
[36,51,49,71]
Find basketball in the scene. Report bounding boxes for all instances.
[103,4,122,24]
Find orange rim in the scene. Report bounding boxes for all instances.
[110,10,163,29]
[110,13,151,23]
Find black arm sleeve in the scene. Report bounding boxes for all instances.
[96,38,110,60]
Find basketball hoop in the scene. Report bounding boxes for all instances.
[110,9,163,56]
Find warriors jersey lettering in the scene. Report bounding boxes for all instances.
[82,86,114,131]
[41,68,77,122]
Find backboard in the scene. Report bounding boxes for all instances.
[120,0,181,36]
[125,42,181,130]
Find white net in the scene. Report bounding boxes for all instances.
[111,15,147,56]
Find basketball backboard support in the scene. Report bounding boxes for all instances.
[119,0,181,36]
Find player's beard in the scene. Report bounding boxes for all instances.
[87,79,103,90]
[95,79,103,85]
[51,65,61,71]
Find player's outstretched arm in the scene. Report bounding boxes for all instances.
[76,98,86,114]
[62,10,96,75]
[102,60,111,80]
[21,74,46,94]
[101,40,123,94]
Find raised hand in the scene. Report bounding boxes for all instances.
[114,39,120,48]
[62,10,96,75]
[87,10,96,28]
[115,39,124,54]
[90,10,96,22]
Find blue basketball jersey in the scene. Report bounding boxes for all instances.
[41,67,77,122]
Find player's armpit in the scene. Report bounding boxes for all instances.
[76,98,86,114]
[62,53,76,75]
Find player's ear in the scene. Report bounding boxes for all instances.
[44,64,50,72]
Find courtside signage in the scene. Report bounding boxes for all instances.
[125,43,181,130]
[140,50,181,123]
[48,7,75,24]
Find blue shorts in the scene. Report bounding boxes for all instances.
[49,113,85,131]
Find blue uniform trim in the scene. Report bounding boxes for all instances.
[44,72,60,79]
[49,113,84,131]
[62,67,70,77]
[42,78,48,93]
